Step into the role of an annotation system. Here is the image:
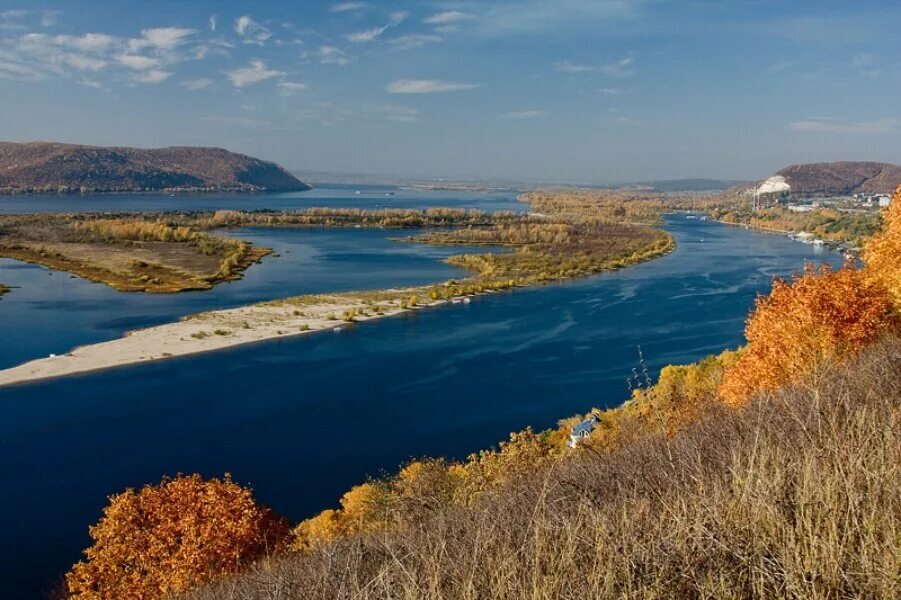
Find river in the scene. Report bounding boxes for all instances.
[0,188,840,598]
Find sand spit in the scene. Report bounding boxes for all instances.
[0,291,452,387]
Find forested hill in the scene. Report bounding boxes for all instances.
[776,161,901,195]
[0,142,310,194]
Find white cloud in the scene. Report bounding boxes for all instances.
[209,15,217,32]
[554,60,596,73]
[851,52,881,78]
[346,11,406,43]
[330,2,367,12]
[0,10,28,31]
[381,104,419,123]
[278,80,310,95]
[77,78,106,90]
[40,10,62,28]
[181,77,213,90]
[62,54,106,71]
[388,34,442,50]
[133,69,172,84]
[502,110,545,119]
[600,87,622,95]
[128,27,195,52]
[424,11,475,26]
[49,33,116,53]
[316,45,354,66]
[235,15,272,45]
[789,117,899,135]
[600,56,635,78]
[478,0,642,36]
[226,59,284,87]
[386,79,479,94]
[116,54,160,70]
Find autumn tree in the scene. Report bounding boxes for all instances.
[66,474,290,599]
[863,185,901,304]
[719,263,898,406]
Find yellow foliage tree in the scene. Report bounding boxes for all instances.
[66,474,290,599]
[863,185,901,304]
[719,264,898,406]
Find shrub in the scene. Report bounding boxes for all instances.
[66,474,290,599]
[719,263,898,405]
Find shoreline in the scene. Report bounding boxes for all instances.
[0,289,452,387]
[0,248,675,388]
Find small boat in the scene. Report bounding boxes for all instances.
[333,327,342,333]
[462,297,471,304]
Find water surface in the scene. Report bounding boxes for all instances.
[0,213,840,598]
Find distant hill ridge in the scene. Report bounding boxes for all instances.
[0,141,310,194]
[775,161,901,195]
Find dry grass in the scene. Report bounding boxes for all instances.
[191,338,901,600]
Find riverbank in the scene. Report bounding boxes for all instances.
[0,289,433,386]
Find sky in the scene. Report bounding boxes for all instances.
[0,0,899,183]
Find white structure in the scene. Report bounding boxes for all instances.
[877,194,892,208]
[568,415,599,448]
[754,176,791,210]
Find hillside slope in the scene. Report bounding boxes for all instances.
[0,142,310,194]
[193,338,901,599]
[776,161,901,195]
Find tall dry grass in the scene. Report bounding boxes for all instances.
[191,338,901,600]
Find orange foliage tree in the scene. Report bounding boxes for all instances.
[719,263,898,406]
[863,185,901,304]
[66,474,290,599]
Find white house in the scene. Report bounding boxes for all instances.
[877,194,892,208]
[568,415,599,448]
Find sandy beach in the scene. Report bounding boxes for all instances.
[0,290,451,387]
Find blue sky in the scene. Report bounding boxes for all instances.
[0,1,898,183]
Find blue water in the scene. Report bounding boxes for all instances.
[0,184,524,215]
[0,205,841,598]
[0,227,496,370]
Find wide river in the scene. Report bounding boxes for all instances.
[0,187,839,598]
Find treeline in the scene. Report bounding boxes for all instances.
[201,207,520,229]
[522,188,742,224]
[713,206,881,244]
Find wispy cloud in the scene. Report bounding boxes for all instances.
[127,27,196,52]
[851,52,881,78]
[181,77,213,90]
[40,10,62,28]
[600,56,635,78]
[133,69,171,84]
[599,87,622,95]
[226,59,284,87]
[316,45,354,66]
[789,117,899,135]
[346,11,406,43]
[502,110,545,119]
[235,15,272,45]
[386,79,479,94]
[330,2,367,13]
[388,34,442,50]
[278,80,310,96]
[209,15,217,32]
[423,10,475,31]
[554,60,596,74]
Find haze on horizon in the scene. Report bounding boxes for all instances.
[0,0,898,184]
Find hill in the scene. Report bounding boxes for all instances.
[191,338,901,599]
[774,161,900,196]
[0,142,310,194]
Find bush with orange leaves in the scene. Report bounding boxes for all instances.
[863,185,901,303]
[719,263,899,405]
[66,474,290,600]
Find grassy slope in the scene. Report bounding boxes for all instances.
[194,338,901,599]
